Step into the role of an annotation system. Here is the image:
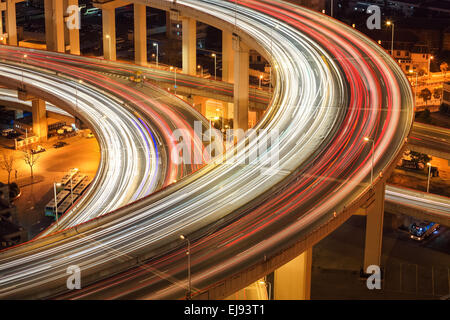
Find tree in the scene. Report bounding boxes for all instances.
[433,88,442,100]
[0,151,15,184]
[419,88,432,105]
[440,62,448,77]
[23,147,39,180]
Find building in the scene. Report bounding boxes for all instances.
[442,82,450,108]
[393,48,433,75]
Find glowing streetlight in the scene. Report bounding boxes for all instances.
[153,42,159,67]
[180,234,191,300]
[259,74,263,89]
[53,182,62,225]
[386,21,395,56]
[211,53,217,80]
[197,65,203,77]
[427,162,432,193]
[428,55,434,78]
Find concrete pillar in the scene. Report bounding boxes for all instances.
[45,0,65,53]
[165,11,172,39]
[134,4,147,66]
[102,8,116,61]
[193,96,207,116]
[363,182,386,270]
[182,17,196,76]
[222,30,234,83]
[274,247,312,300]
[32,99,48,142]
[66,0,80,55]
[233,35,249,131]
[0,9,3,43]
[5,0,17,46]
[225,279,269,300]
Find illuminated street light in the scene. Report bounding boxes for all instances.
[364,137,375,186]
[259,74,263,89]
[54,182,62,225]
[179,234,191,300]
[153,42,159,67]
[386,21,394,56]
[428,55,434,78]
[409,69,418,108]
[197,64,203,77]
[211,53,217,81]
[427,162,432,193]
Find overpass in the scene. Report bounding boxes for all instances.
[0,0,415,300]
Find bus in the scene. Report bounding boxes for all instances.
[44,190,70,217]
[73,177,90,196]
[409,221,440,241]
[64,174,86,191]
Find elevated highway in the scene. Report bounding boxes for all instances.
[0,0,414,300]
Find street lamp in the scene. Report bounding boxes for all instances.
[53,182,62,225]
[153,42,159,67]
[21,54,27,88]
[364,137,375,186]
[386,21,395,56]
[69,168,79,205]
[426,162,432,193]
[197,65,203,77]
[428,55,434,78]
[170,66,177,95]
[259,74,263,89]
[179,234,191,300]
[409,69,418,107]
[75,79,83,114]
[211,53,217,81]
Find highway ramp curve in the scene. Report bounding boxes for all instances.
[0,0,413,299]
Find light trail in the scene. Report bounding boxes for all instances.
[0,0,413,299]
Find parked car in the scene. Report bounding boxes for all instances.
[53,141,68,148]
[1,128,15,136]
[31,146,46,154]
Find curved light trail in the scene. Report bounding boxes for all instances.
[0,0,413,299]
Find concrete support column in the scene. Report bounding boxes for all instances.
[32,99,48,142]
[0,9,4,43]
[182,17,196,76]
[222,31,234,83]
[102,8,116,61]
[165,11,172,39]
[233,35,249,131]
[363,182,386,270]
[134,4,147,66]
[45,0,65,53]
[193,96,207,116]
[5,0,17,46]
[274,247,312,300]
[66,0,80,55]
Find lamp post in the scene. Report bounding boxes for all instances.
[21,54,27,88]
[153,42,159,67]
[427,162,432,193]
[211,53,217,81]
[364,137,375,186]
[75,79,83,114]
[428,55,434,78]
[180,234,191,299]
[197,65,203,77]
[259,74,263,89]
[386,21,394,56]
[409,69,418,108]
[69,168,79,205]
[54,182,61,225]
